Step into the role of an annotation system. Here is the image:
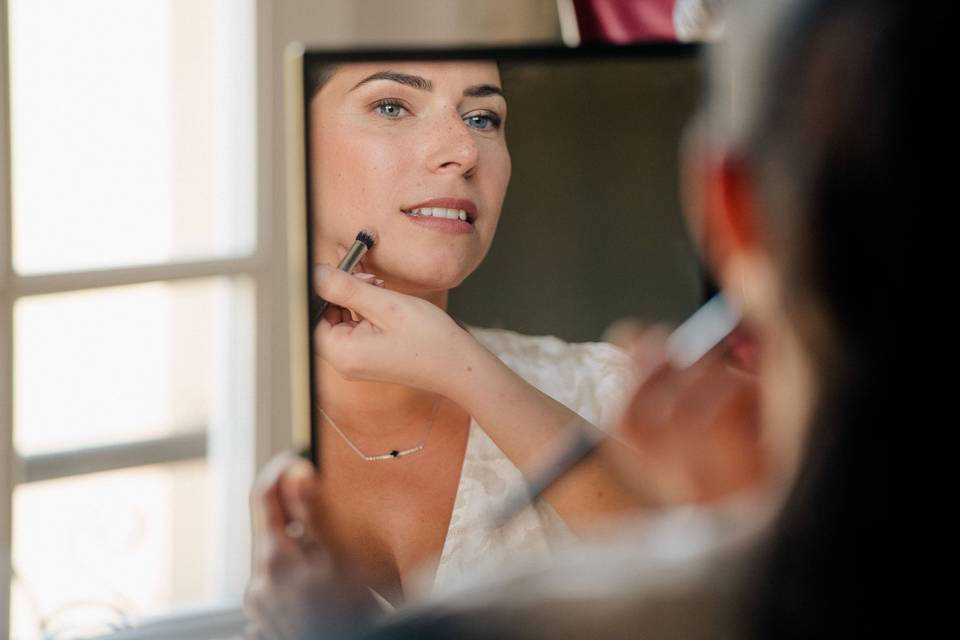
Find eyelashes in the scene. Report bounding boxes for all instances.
[373,98,408,119]
[464,111,502,130]
[370,99,503,131]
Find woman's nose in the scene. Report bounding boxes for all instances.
[424,113,480,177]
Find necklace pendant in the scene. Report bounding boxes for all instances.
[318,404,437,463]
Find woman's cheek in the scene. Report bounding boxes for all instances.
[348,133,410,198]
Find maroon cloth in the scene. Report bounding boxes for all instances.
[572,0,678,43]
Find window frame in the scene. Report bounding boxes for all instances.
[0,0,290,636]
[1,0,563,635]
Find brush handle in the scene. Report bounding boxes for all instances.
[492,294,740,527]
[310,239,370,327]
[493,423,601,529]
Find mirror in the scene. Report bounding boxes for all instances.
[298,47,703,343]
[286,44,704,602]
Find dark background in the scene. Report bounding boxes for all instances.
[450,56,703,341]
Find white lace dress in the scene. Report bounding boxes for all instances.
[418,326,635,599]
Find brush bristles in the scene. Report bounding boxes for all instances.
[356,230,375,249]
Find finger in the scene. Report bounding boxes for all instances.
[321,299,351,326]
[602,317,649,350]
[244,582,282,640]
[340,274,384,323]
[315,268,384,330]
[314,264,395,324]
[675,356,756,428]
[314,310,361,350]
[610,328,672,430]
[352,272,385,287]
[660,348,733,423]
[247,589,296,640]
[260,532,307,578]
[617,360,685,435]
[279,461,324,535]
[349,276,382,322]
[252,457,314,560]
[282,465,333,545]
[315,303,378,363]
[251,453,300,532]
[618,333,729,438]
[622,324,671,373]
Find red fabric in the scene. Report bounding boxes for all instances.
[572,0,678,43]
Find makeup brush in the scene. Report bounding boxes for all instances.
[312,229,376,325]
[492,294,741,528]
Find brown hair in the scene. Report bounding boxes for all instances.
[735,0,931,635]
[307,63,341,99]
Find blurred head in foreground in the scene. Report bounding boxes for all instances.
[688,0,929,633]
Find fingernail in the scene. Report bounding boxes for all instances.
[286,458,313,480]
[353,273,385,287]
[285,520,306,539]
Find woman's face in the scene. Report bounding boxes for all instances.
[681,118,818,494]
[310,61,511,294]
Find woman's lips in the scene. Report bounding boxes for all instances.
[400,198,477,234]
[400,210,475,234]
[724,325,759,374]
[402,198,477,221]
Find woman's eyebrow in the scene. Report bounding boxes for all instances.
[464,84,504,98]
[349,71,433,92]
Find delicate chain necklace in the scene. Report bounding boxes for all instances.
[318,398,439,462]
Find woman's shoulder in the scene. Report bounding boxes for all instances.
[467,327,632,382]
[467,326,636,426]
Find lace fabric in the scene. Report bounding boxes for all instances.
[422,327,636,599]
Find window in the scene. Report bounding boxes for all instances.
[2,1,261,637]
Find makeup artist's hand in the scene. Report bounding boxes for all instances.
[245,454,375,640]
[612,325,764,505]
[313,264,479,397]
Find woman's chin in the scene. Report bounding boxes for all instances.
[379,262,475,294]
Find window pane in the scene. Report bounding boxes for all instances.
[10,461,221,639]
[14,277,253,454]
[8,0,255,274]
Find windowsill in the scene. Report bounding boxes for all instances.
[90,604,247,640]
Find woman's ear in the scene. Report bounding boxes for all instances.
[702,152,763,278]
[680,122,762,269]
[681,130,775,318]
[703,152,781,326]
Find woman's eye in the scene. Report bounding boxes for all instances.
[464,112,501,130]
[374,100,407,119]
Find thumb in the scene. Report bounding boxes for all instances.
[279,459,334,544]
[314,264,392,324]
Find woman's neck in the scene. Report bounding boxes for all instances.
[315,282,452,437]
[317,364,441,435]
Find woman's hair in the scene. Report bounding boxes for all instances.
[732,0,934,635]
[307,63,341,99]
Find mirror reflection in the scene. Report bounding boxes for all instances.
[303,52,701,606]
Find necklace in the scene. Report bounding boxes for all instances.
[318,398,439,462]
